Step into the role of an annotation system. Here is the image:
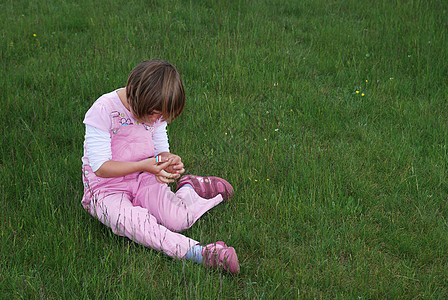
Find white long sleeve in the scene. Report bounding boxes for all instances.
[85,125,112,172]
[153,122,170,155]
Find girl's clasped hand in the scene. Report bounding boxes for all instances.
[151,153,185,183]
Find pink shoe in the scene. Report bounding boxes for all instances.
[177,175,234,201]
[202,241,240,274]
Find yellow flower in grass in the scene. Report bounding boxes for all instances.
[356,90,360,94]
[33,33,37,37]
[361,93,365,96]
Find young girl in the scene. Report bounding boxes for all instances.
[81,59,239,274]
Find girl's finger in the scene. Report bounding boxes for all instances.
[172,162,184,170]
[156,175,175,184]
[157,158,173,168]
[159,169,175,178]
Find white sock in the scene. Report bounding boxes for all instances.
[185,245,204,264]
[180,183,194,189]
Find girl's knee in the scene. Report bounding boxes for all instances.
[164,216,194,232]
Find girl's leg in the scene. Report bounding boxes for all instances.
[134,176,224,232]
[89,192,198,259]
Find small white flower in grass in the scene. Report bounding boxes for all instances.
[274,128,279,132]
[273,82,278,86]
[390,77,394,81]
[365,53,370,57]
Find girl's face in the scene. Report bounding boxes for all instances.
[145,110,163,124]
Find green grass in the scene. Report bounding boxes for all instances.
[1,0,448,298]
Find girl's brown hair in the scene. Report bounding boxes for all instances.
[126,59,185,123]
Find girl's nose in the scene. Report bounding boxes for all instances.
[148,113,162,123]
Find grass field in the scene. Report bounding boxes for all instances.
[1,0,448,298]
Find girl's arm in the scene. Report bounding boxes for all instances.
[85,124,177,183]
[94,158,176,183]
[152,121,185,177]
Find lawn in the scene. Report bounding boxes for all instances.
[1,0,447,298]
